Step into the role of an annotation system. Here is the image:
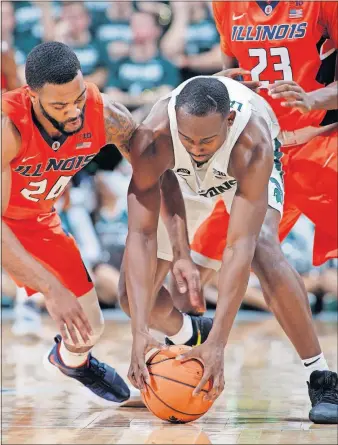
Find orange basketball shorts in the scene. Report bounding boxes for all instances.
[3,211,94,297]
[279,128,337,265]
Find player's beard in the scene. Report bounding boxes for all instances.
[39,101,86,136]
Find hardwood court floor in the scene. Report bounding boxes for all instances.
[2,314,337,444]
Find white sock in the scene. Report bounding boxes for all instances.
[302,352,329,381]
[168,314,193,345]
[59,341,90,368]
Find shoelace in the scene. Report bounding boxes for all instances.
[89,357,106,378]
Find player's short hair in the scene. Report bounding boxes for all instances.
[175,77,230,117]
[25,42,81,91]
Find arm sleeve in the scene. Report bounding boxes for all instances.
[319,2,338,48]
[212,2,235,57]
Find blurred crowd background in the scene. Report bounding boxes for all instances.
[1,1,337,324]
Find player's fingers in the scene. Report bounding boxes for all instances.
[205,375,224,401]
[224,68,251,78]
[176,350,197,363]
[281,100,305,108]
[194,270,202,291]
[135,372,144,391]
[188,272,201,307]
[173,268,187,293]
[128,367,139,388]
[269,84,302,95]
[64,319,80,346]
[193,372,210,397]
[72,316,90,345]
[138,362,150,388]
[242,80,261,91]
[77,308,94,336]
[216,68,245,78]
[59,321,69,342]
[190,272,206,313]
[131,363,145,390]
[270,91,302,100]
[145,339,167,353]
[268,80,297,88]
[129,367,143,389]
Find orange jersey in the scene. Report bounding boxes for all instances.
[2,83,106,220]
[213,1,338,131]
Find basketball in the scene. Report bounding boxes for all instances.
[141,345,214,423]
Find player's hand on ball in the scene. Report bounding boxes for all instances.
[128,331,168,390]
[215,67,261,92]
[176,340,225,402]
[44,280,93,345]
[172,258,204,312]
[268,81,313,113]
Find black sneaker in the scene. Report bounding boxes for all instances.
[46,335,130,404]
[308,370,338,424]
[166,315,213,347]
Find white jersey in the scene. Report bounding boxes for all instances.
[167,76,280,211]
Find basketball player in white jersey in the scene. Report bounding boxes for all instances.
[120,76,337,423]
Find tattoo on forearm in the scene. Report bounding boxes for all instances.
[104,101,137,160]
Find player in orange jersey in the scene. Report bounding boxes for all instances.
[2,41,199,406]
[2,41,138,405]
[209,1,337,266]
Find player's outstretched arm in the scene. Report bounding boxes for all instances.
[209,131,273,347]
[1,114,53,294]
[1,114,92,344]
[268,3,338,114]
[160,170,203,311]
[124,112,173,390]
[268,79,338,113]
[177,119,273,402]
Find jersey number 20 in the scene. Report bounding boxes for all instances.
[21,176,72,202]
[249,47,293,87]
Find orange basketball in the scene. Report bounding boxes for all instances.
[141,345,214,424]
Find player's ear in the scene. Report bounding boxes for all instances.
[227,110,236,127]
[27,87,39,105]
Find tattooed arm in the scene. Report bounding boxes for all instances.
[101,94,137,162]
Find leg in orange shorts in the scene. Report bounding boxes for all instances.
[3,211,131,404]
[279,128,337,265]
[3,212,93,297]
